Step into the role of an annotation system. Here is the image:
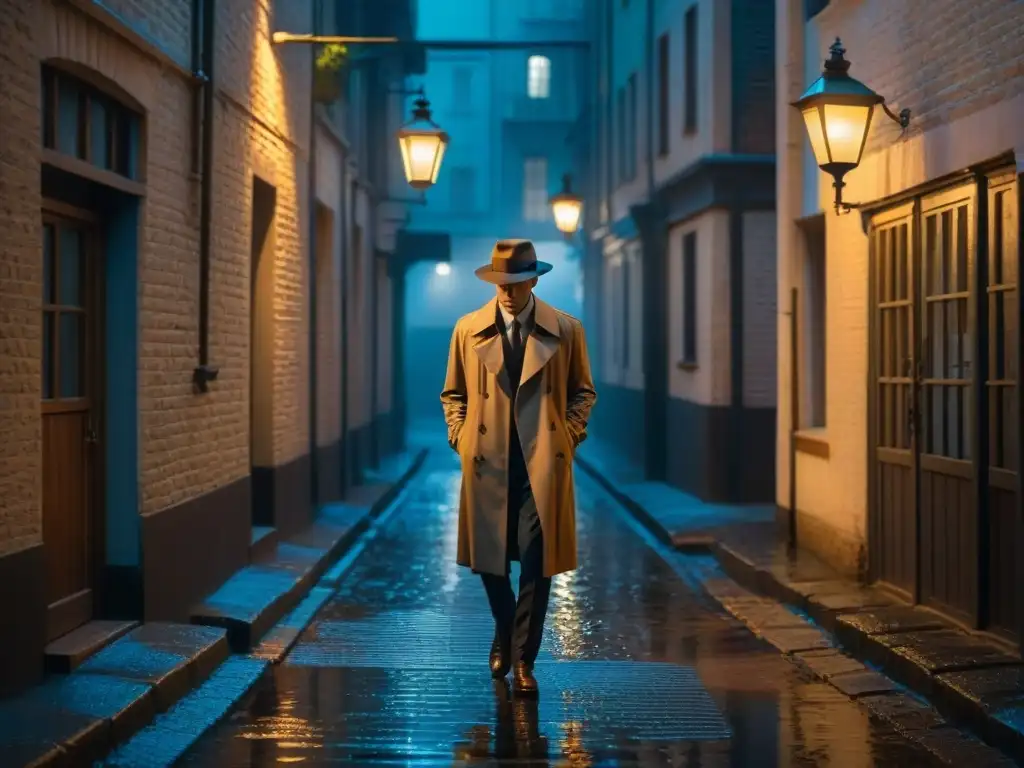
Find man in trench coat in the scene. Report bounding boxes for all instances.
[440,239,597,696]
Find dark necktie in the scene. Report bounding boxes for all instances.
[510,319,523,353]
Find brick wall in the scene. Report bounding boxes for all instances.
[0,0,43,557]
[813,0,1024,159]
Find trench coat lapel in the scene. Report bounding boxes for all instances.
[468,299,513,397]
[520,298,561,385]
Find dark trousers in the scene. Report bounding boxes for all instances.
[480,469,552,666]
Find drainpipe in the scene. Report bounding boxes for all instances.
[307,16,319,506]
[788,287,799,551]
[338,154,350,494]
[348,175,359,483]
[644,0,655,195]
[193,0,219,391]
[603,0,613,222]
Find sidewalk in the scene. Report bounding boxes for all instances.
[0,448,427,768]
[576,437,1024,764]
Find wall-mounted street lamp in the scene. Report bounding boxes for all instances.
[397,96,449,190]
[794,38,912,214]
[549,173,583,239]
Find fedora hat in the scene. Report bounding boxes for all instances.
[474,239,553,285]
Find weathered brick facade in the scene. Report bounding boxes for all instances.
[585,0,777,502]
[0,0,408,696]
[777,0,1024,612]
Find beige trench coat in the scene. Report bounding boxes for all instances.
[440,297,597,577]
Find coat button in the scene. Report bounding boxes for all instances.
[478,424,487,435]
[546,382,552,394]
[483,392,490,399]
[556,451,565,460]
[549,421,556,431]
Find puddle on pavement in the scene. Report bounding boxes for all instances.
[180,455,944,767]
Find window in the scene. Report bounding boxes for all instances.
[523,157,548,221]
[527,55,551,99]
[683,6,697,133]
[682,232,697,364]
[799,216,826,427]
[657,33,670,156]
[616,87,626,185]
[452,66,472,109]
[41,65,139,178]
[450,166,476,212]
[626,73,637,180]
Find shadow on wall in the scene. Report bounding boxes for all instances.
[404,239,583,424]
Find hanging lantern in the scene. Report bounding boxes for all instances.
[397,96,449,190]
[550,173,583,236]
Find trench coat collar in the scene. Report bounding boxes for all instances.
[468,297,562,392]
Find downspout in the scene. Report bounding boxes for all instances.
[644,0,655,195]
[367,63,381,469]
[338,153,350,494]
[603,0,613,222]
[307,21,319,505]
[193,0,219,391]
[348,175,359,483]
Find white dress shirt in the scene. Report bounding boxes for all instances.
[499,294,535,347]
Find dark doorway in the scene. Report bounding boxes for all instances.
[250,177,277,528]
[41,205,105,641]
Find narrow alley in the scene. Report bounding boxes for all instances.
[171,449,940,766]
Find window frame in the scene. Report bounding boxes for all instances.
[681,231,698,365]
[683,6,698,135]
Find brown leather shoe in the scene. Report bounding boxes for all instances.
[489,635,511,678]
[512,661,538,696]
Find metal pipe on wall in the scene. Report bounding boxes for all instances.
[307,8,320,505]
[193,0,219,391]
[788,286,799,551]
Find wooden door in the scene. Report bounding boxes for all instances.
[985,173,1019,639]
[41,207,102,641]
[917,184,977,625]
[869,203,918,597]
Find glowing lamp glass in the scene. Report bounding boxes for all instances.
[398,132,447,189]
[552,198,582,234]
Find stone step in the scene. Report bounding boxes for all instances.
[249,525,279,563]
[0,622,229,767]
[44,619,139,674]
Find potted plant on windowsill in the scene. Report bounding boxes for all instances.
[313,43,349,104]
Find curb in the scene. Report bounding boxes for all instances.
[8,449,427,768]
[576,453,1024,765]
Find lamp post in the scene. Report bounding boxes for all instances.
[397,96,449,190]
[549,173,583,240]
[794,38,911,213]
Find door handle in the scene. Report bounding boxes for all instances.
[85,423,98,444]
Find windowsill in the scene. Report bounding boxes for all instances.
[794,427,830,459]
[676,360,698,371]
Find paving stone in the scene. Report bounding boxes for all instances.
[912,724,1020,766]
[45,620,139,674]
[837,606,949,636]
[789,579,859,598]
[759,626,833,653]
[814,590,895,612]
[860,692,947,733]
[703,578,758,601]
[875,629,1021,674]
[829,669,898,698]
[936,665,1024,713]
[794,649,867,679]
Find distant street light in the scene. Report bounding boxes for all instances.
[434,262,451,276]
[794,38,911,213]
[549,173,583,238]
[397,96,449,190]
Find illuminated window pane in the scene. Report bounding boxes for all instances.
[527,55,551,99]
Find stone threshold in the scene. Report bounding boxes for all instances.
[0,448,427,768]
[575,447,1024,765]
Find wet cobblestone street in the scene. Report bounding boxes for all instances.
[180,451,944,766]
